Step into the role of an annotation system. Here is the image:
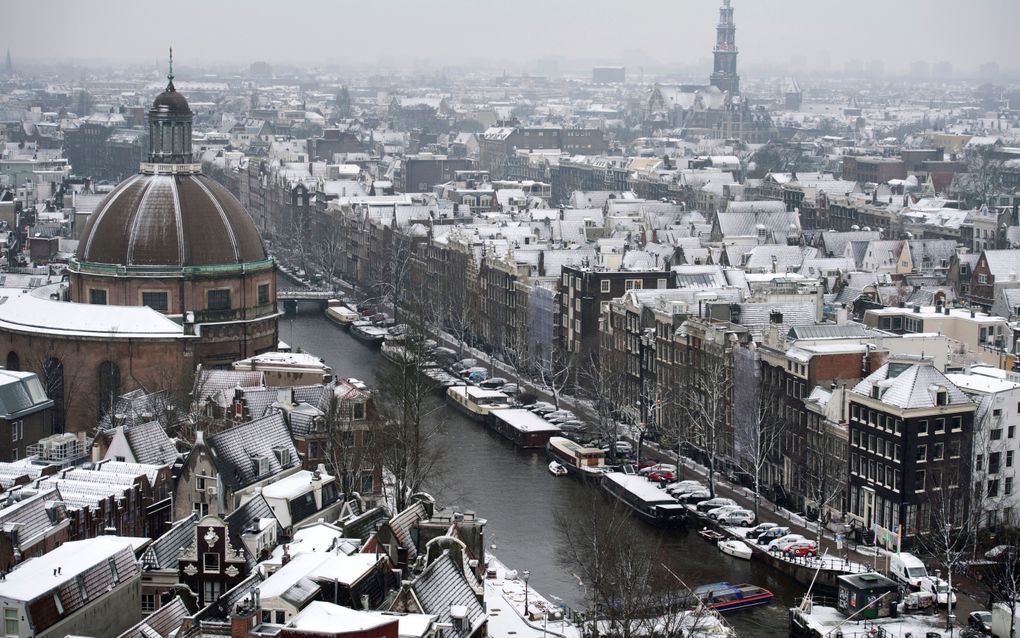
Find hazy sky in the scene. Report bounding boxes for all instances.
[7,0,1019,74]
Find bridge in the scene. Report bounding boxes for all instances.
[277,289,342,314]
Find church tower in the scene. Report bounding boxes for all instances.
[710,0,740,95]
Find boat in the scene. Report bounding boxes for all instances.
[325,304,361,327]
[350,321,388,346]
[698,528,726,542]
[548,461,568,477]
[718,539,753,560]
[445,385,513,422]
[600,472,686,527]
[546,436,609,480]
[488,409,561,449]
[691,583,773,612]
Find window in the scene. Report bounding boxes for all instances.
[933,418,945,434]
[207,289,231,311]
[142,593,156,613]
[141,291,168,312]
[193,502,209,517]
[990,452,1002,474]
[353,402,366,421]
[977,454,984,471]
[203,552,220,573]
[624,279,642,291]
[4,607,17,636]
[276,611,286,624]
[916,445,927,463]
[933,442,944,461]
[600,280,611,294]
[918,420,928,435]
[978,274,988,284]
[989,479,1000,497]
[1008,477,1015,496]
[197,477,206,491]
[203,581,221,603]
[657,278,667,289]
[1011,425,1016,439]
[89,289,107,305]
[1009,450,1015,468]
[361,472,374,493]
[992,428,1003,441]
[915,469,926,492]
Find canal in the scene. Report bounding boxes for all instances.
[280,306,799,636]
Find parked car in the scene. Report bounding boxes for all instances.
[707,505,743,521]
[718,509,755,527]
[613,441,634,456]
[647,469,677,482]
[479,377,509,389]
[745,522,777,541]
[467,369,489,383]
[756,526,792,546]
[528,402,556,414]
[920,576,957,606]
[665,480,704,496]
[452,358,478,372]
[544,410,575,421]
[639,463,677,476]
[696,497,736,513]
[782,541,818,558]
[968,611,992,633]
[461,365,488,378]
[677,489,712,504]
[559,423,589,434]
[768,534,808,553]
[499,383,520,395]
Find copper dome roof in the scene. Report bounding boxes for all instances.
[75,173,267,267]
[152,86,190,114]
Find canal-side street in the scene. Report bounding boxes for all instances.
[281,306,799,637]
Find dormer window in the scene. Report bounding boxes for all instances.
[935,388,948,406]
[252,453,270,478]
[272,446,293,467]
[871,384,881,400]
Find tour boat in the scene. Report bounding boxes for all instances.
[350,321,388,346]
[691,582,773,612]
[546,436,609,480]
[717,539,753,560]
[548,461,568,477]
[445,385,513,422]
[600,472,687,527]
[326,304,361,327]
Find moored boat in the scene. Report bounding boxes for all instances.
[546,436,609,480]
[548,461,568,476]
[600,472,686,527]
[718,539,753,560]
[698,529,726,542]
[326,304,361,327]
[692,582,773,612]
[350,321,388,346]
[445,385,513,421]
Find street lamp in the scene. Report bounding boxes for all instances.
[522,570,530,619]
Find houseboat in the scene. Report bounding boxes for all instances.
[600,472,687,527]
[546,436,608,480]
[487,409,561,449]
[445,385,513,421]
[691,583,773,612]
[326,304,361,328]
[350,321,388,346]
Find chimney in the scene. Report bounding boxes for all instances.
[231,591,260,638]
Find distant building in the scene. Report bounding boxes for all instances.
[592,66,626,84]
[0,369,54,462]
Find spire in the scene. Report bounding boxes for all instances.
[166,46,175,91]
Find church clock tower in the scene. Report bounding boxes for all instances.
[710,0,740,95]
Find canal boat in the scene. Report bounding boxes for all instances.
[545,436,609,480]
[350,321,388,346]
[600,472,687,527]
[718,539,753,560]
[548,461,568,477]
[692,582,773,612]
[488,408,561,448]
[698,528,726,542]
[326,304,361,328]
[445,385,513,421]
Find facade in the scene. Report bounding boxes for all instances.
[0,369,53,461]
[178,515,247,607]
[847,357,976,544]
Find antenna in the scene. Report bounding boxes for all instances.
[168,46,174,84]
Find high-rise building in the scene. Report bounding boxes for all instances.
[710,0,739,95]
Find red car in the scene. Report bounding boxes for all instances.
[638,460,659,471]
[783,541,817,558]
[647,470,676,482]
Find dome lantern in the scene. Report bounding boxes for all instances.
[145,47,195,171]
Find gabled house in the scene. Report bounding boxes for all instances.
[178,514,247,608]
[389,550,486,638]
[172,412,302,520]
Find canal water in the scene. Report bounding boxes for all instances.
[280,307,798,636]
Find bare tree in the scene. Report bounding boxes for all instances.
[801,432,847,551]
[533,342,571,410]
[321,385,373,502]
[733,366,787,520]
[309,212,347,295]
[370,326,443,512]
[678,355,732,498]
[577,351,628,460]
[972,538,1020,638]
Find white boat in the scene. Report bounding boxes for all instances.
[445,385,513,422]
[548,461,568,477]
[718,539,753,560]
[326,304,361,327]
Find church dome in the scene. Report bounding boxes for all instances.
[152,82,190,114]
[75,173,267,268]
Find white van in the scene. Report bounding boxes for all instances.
[889,552,928,589]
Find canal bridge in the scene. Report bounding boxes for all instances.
[278,289,339,314]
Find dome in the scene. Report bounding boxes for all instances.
[75,173,267,268]
[152,84,190,114]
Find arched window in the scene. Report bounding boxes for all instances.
[5,351,18,371]
[97,361,121,417]
[43,358,64,433]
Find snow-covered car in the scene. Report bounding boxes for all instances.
[767,534,808,553]
[528,402,556,414]
[479,377,509,389]
[718,509,755,527]
[707,505,743,521]
[665,480,704,496]
[613,441,634,455]
[639,463,677,476]
[920,576,957,606]
[745,522,777,541]
[696,497,736,513]
[677,489,712,504]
